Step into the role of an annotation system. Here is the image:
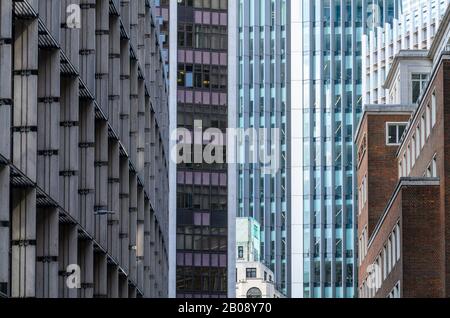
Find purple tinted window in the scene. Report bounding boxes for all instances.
[195,11,202,24]
[186,50,193,63]
[212,12,219,25]
[220,13,227,26]
[195,51,202,64]
[177,253,184,266]
[177,171,184,184]
[185,171,193,184]
[194,253,202,266]
[211,173,219,185]
[203,92,210,105]
[212,93,219,105]
[185,90,193,103]
[203,52,210,64]
[178,50,185,63]
[211,254,218,267]
[203,11,210,24]
[195,91,202,104]
[202,213,210,226]
[202,172,210,185]
[220,173,227,186]
[194,172,202,185]
[194,213,202,226]
[220,53,227,66]
[219,254,227,267]
[202,254,210,266]
[220,93,227,106]
[185,253,193,266]
[177,90,184,103]
[211,52,219,65]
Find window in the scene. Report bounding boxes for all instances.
[383,246,387,280]
[426,105,431,138]
[391,231,396,269]
[396,223,401,262]
[427,154,438,178]
[432,155,437,177]
[421,116,426,148]
[238,246,243,259]
[386,123,407,145]
[359,175,367,214]
[387,236,392,274]
[432,92,437,127]
[389,282,401,298]
[415,127,421,157]
[411,138,416,167]
[402,154,407,177]
[246,268,257,278]
[406,146,411,175]
[246,287,262,298]
[411,73,428,103]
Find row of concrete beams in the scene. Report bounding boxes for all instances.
[0,0,169,296]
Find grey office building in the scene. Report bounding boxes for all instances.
[0,0,172,298]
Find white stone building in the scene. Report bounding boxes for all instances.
[235,218,284,298]
[363,0,449,105]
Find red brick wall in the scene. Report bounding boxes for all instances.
[402,185,442,298]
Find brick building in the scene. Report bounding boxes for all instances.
[356,5,450,298]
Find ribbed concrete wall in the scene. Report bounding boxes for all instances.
[0,0,170,298]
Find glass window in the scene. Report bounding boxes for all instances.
[386,123,407,145]
[238,246,244,259]
[246,268,257,278]
[421,116,426,148]
[432,92,437,127]
[246,287,262,298]
[411,73,428,103]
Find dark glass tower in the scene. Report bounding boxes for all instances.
[174,0,229,298]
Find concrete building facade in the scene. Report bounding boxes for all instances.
[362,0,449,105]
[0,0,171,298]
[356,5,450,297]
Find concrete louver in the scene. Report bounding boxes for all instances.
[0,0,170,298]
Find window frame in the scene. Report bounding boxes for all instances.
[386,122,407,146]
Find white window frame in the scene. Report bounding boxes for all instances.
[396,223,401,262]
[386,122,407,146]
[432,154,437,177]
[415,127,421,157]
[406,146,411,175]
[432,92,436,127]
[411,73,428,103]
[421,116,426,148]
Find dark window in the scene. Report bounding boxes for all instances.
[246,287,262,298]
[246,268,257,278]
[238,246,243,259]
[387,123,407,145]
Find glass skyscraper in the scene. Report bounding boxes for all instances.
[234,0,288,295]
[289,0,364,298]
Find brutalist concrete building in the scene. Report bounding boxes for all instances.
[0,0,171,298]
